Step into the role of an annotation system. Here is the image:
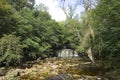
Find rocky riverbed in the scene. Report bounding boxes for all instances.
[0,58,117,80]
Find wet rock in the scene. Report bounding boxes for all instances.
[0,68,7,76]
[47,73,74,80]
[0,58,110,80]
[0,76,5,80]
[78,75,90,80]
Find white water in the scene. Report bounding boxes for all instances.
[58,49,79,57]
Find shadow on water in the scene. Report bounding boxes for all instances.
[67,63,105,76]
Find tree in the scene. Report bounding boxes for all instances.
[0,34,24,66]
[61,5,81,50]
[16,7,63,59]
[92,0,120,69]
[0,0,24,37]
[7,0,35,11]
[80,0,95,63]
[34,3,48,12]
[0,0,12,36]
[62,0,96,63]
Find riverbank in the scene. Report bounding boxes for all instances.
[0,57,117,80]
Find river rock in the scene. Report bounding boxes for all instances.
[47,73,74,80]
[0,68,7,76]
[78,75,91,80]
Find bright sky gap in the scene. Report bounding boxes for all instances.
[35,0,66,21]
[35,0,84,21]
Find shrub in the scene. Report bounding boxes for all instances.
[0,34,24,66]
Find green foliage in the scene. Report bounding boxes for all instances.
[0,34,24,66]
[7,0,35,11]
[64,18,81,49]
[0,0,12,36]
[15,8,62,59]
[1,0,119,72]
[0,0,23,37]
[0,0,64,61]
[89,0,120,69]
[0,0,12,16]
[35,3,48,12]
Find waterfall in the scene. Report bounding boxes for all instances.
[58,49,79,58]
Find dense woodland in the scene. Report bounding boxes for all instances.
[0,0,120,75]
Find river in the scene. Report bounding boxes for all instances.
[0,57,116,80]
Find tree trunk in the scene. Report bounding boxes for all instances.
[83,0,95,63]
